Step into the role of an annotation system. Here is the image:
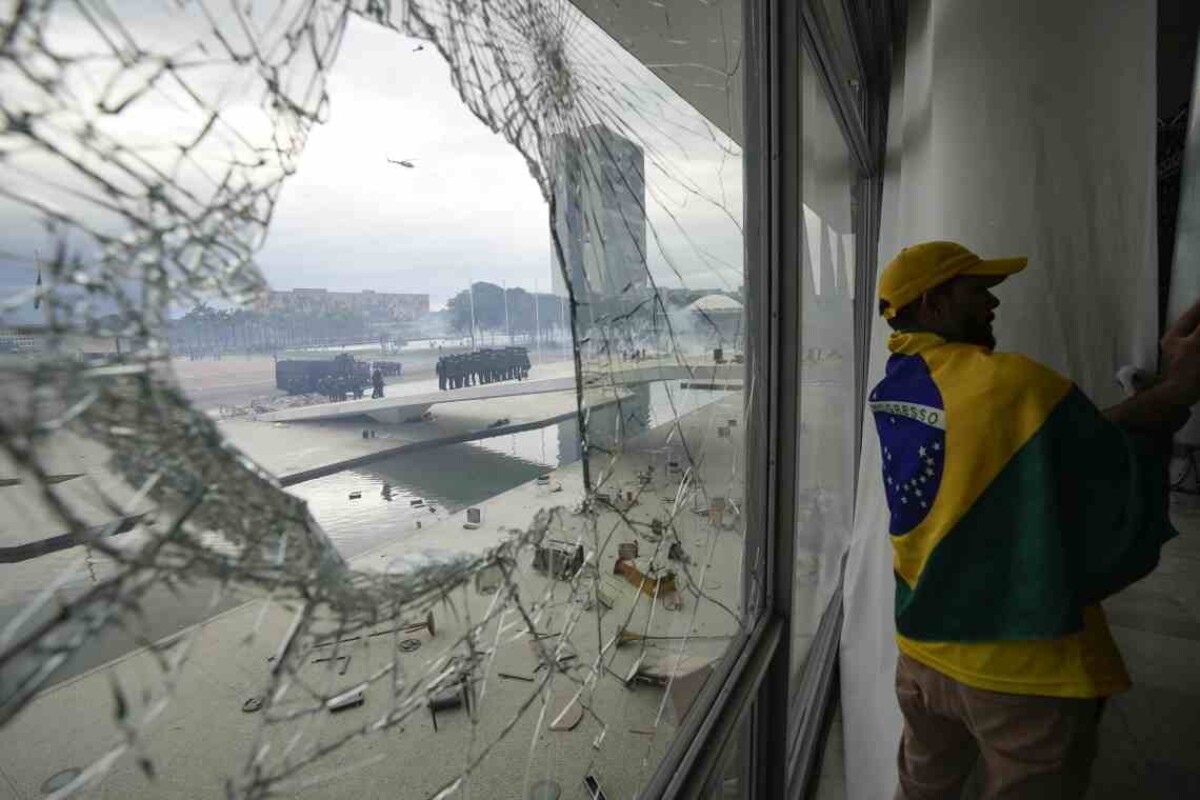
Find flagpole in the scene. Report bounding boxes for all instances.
[534,279,542,365]
[502,280,511,346]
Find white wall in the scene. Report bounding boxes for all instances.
[840,2,1158,797]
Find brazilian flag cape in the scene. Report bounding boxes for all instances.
[871,332,1177,643]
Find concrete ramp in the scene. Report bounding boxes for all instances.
[259,361,743,424]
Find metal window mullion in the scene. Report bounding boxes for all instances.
[801,0,871,175]
[751,0,806,796]
[785,567,846,794]
[641,0,785,794]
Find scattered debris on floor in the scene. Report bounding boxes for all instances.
[326,685,366,712]
[533,539,584,579]
[312,654,351,674]
[498,671,534,682]
[584,773,609,800]
[549,696,583,731]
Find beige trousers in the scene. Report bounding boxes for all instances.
[894,653,1105,800]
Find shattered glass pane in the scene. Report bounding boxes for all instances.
[0,1,748,798]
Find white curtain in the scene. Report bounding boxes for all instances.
[839,2,1158,797]
[1168,49,1200,444]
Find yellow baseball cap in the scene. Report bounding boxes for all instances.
[878,241,1027,318]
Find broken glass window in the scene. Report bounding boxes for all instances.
[0,1,749,797]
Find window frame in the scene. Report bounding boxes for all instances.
[640,0,901,797]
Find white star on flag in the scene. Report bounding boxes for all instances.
[933,442,940,451]
[918,446,926,457]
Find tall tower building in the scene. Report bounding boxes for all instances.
[549,126,647,328]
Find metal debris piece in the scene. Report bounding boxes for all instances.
[498,671,534,682]
[398,638,421,653]
[533,539,584,579]
[623,654,645,687]
[583,774,609,800]
[326,685,366,712]
[349,491,362,500]
[241,697,264,713]
[312,654,351,675]
[41,768,82,794]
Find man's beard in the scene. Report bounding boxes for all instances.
[963,320,996,350]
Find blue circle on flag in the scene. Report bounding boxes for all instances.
[869,354,946,535]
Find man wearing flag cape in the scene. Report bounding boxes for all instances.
[873,241,1200,799]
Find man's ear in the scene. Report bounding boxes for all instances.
[922,287,950,324]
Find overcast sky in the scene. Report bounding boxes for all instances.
[256,20,554,309]
[258,17,744,309]
[1,9,744,319]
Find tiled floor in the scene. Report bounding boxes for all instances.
[812,495,1200,800]
[1091,496,1200,799]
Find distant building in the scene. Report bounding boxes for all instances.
[257,288,429,322]
[0,326,127,358]
[686,294,744,347]
[549,126,648,317]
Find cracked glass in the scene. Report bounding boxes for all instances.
[0,1,750,798]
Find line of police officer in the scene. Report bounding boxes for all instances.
[316,375,365,402]
[436,347,531,391]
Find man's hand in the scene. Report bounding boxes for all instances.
[1160,298,1200,406]
[1102,299,1200,434]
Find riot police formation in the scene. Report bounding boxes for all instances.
[436,347,530,391]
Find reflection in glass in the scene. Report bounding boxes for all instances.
[791,47,858,686]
